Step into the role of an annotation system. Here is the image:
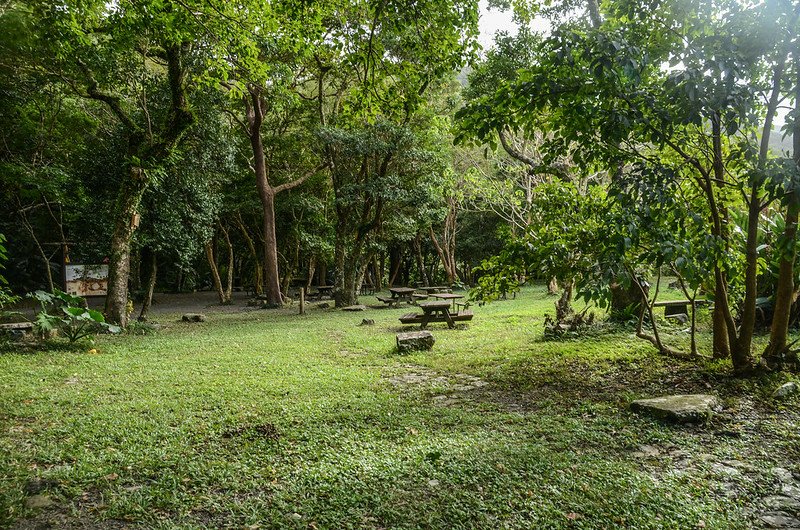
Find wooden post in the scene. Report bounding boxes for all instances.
[299,287,305,315]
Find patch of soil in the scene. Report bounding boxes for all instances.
[386,364,490,407]
[221,422,280,441]
[11,490,130,530]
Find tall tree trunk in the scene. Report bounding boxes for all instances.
[250,123,282,306]
[306,255,316,292]
[333,228,361,307]
[206,234,227,305]
[138,249,157,321]
[244,87,324,306]
[235,213,263,295]
[17,209,54,292]
[413,232,429,286]
[711,112,753,372]
[104,165,147,326]
[221,224,234,302]
[765,53,799,365]
[373,255,382,290]
[430,227,457,285]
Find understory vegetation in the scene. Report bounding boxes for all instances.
[1,285,798,529]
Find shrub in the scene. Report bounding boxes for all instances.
[29,290,121,343]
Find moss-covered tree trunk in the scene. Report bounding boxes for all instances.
[104,166,148,326]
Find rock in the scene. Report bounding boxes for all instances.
[25,494,55,510]
[342,305,367,312]
[630,394,719,423]
[774,382,799,399]
[763,496,800,513]
[760,511,800,528]
[359,319,375,326]
[773,467,795,484]
[396,331,435,353]
[710,462,741,477]
[665,313,689,324]
[631,444,661,458]
[181,313,206,323]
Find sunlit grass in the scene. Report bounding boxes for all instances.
[0,284,796,528]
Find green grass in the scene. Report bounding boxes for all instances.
[1,285,798,528]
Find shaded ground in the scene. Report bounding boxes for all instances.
[385,361,800,528]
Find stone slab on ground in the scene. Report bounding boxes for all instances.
[181,313,206,322]
[25,495,55,510]
[774,382,799,400]
[342,305,367,312]
[630,394,719,423]
[396,331,435,353]
[760,511,800,528]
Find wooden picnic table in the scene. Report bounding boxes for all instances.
[430,292,464,311]
[417,286,451,294]
[418,301,454,328]
[376,287,417,308]
[312,285,334,299]
[652,299,707,316]
[399,301,474,329]
[388,287,417,303]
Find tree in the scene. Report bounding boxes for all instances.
[10,0,206,325]
[312,0,479,306]
[458,0,790,373]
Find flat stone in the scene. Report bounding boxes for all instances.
[781,483,800,498]
[632,444,661,458]
[359,319,375,326]
[763,496,800,513]
[342,305,367,311]
[630,394,719,423]
[181,313,206,322]
[25,494,55,509]
[760,511,800,528]
[710,462,741,477]
[396,331,435,353]
[773,468,795,484]
[665,313,689,324]
[774,382,799,399]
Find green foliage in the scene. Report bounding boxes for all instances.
[29,289,121,343]
[0,234,20,314]
[470,182,611,306]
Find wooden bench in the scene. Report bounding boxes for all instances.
[0,322,34,337]
[652,300,706,316]
[376,296,399,308]
[399,309,474,328]
[412,293,429,302]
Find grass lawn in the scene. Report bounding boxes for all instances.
[1,285,799,529]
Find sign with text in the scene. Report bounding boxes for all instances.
[65,264,108,297]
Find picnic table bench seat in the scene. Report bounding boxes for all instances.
[399,309,473,325]
[652,299,707,316]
